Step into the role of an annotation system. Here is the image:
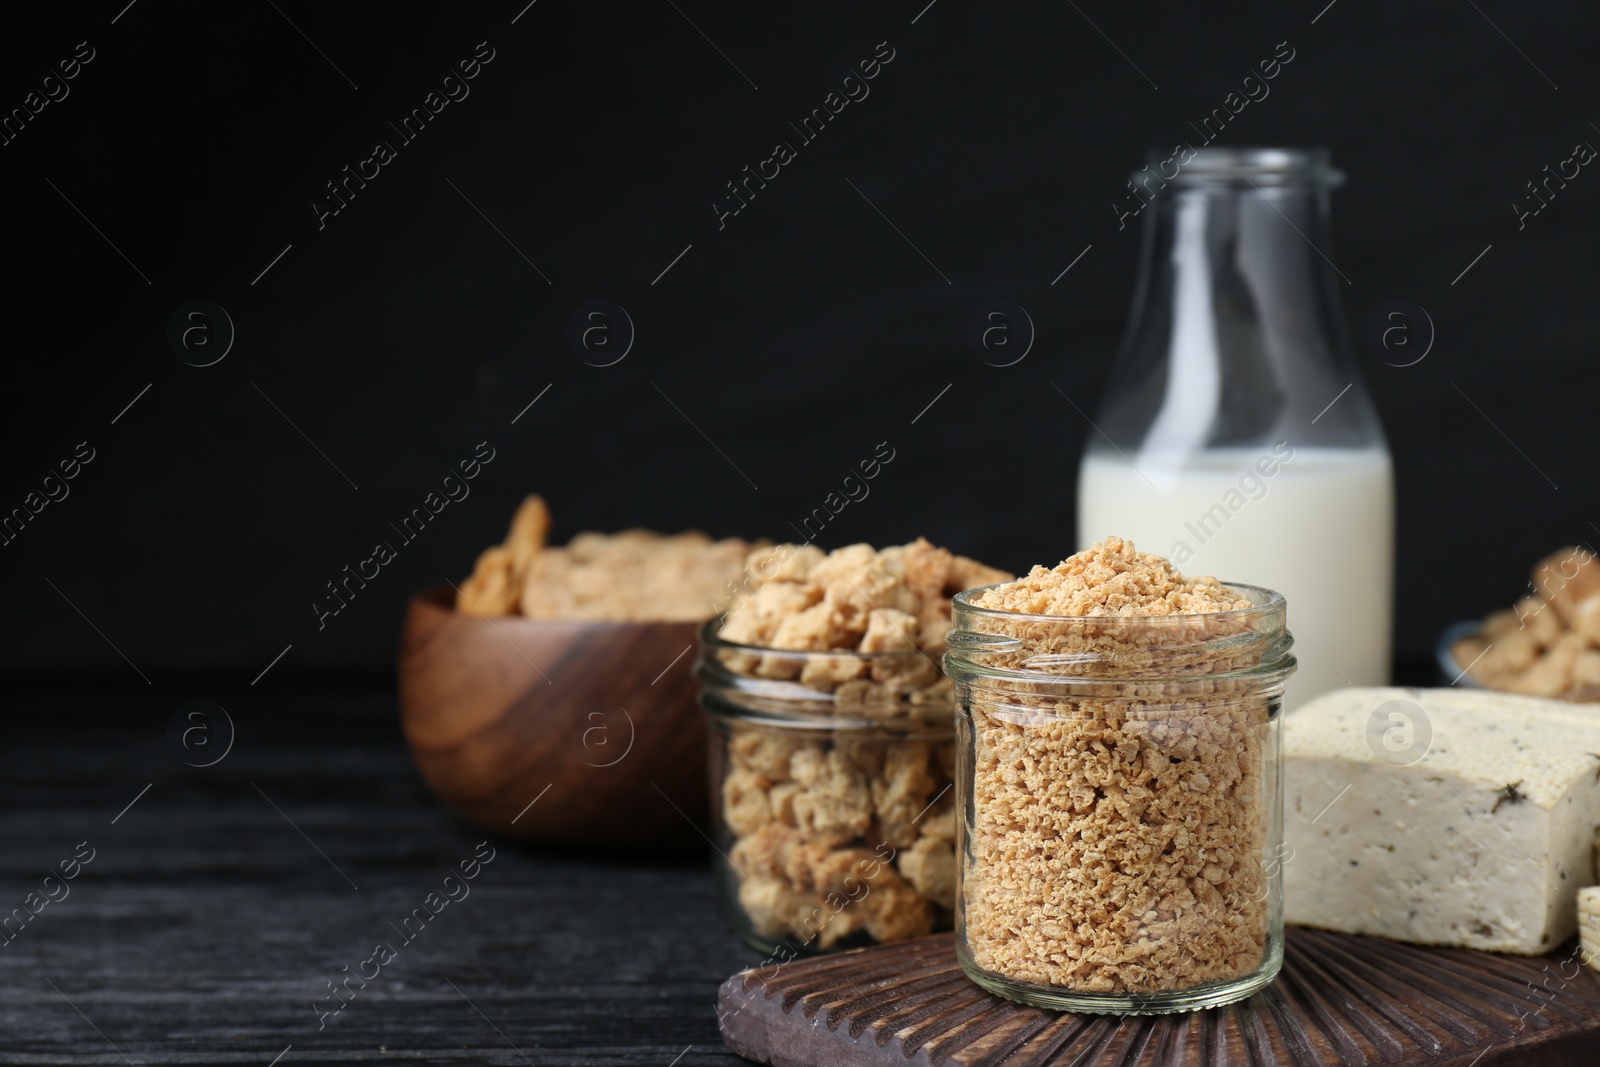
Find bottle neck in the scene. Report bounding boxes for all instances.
[1097,178,1383,464]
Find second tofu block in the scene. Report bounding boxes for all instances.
[1580,886,1600,972]
[1285,687,1600,954]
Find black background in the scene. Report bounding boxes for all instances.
[2,0,1595,686]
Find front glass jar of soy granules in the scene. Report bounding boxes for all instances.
[697,625,958,956]
[944,584,1296,1014]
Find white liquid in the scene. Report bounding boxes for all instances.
[1077,447,1394,710]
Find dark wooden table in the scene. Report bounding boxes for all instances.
[0,686,759,1066]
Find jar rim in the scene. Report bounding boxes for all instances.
[949,581,1285,627]
[944,582,1296,689]
[696,619,955,727]
[700,617,938,664]
[1139,145,1345,188]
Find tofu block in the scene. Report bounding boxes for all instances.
[1580,886,1600,972]
[1284,687,1600,954]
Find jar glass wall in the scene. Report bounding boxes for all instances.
[945,585,1295,1014]
[698,624,958,956]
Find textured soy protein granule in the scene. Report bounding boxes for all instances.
[961,538,1271,994]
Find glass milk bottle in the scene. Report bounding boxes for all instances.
[1077,147,1393,710]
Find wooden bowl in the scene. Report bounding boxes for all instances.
[398,586,710,851]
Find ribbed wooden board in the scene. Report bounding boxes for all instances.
[717,929,1600,1066]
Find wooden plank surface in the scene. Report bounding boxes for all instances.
[0,689,758,1065]
[718,931,1600,1066]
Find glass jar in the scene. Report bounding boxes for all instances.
[697,623,957,956]
[944,584,1295,1014]
[1078,146,1392,711]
